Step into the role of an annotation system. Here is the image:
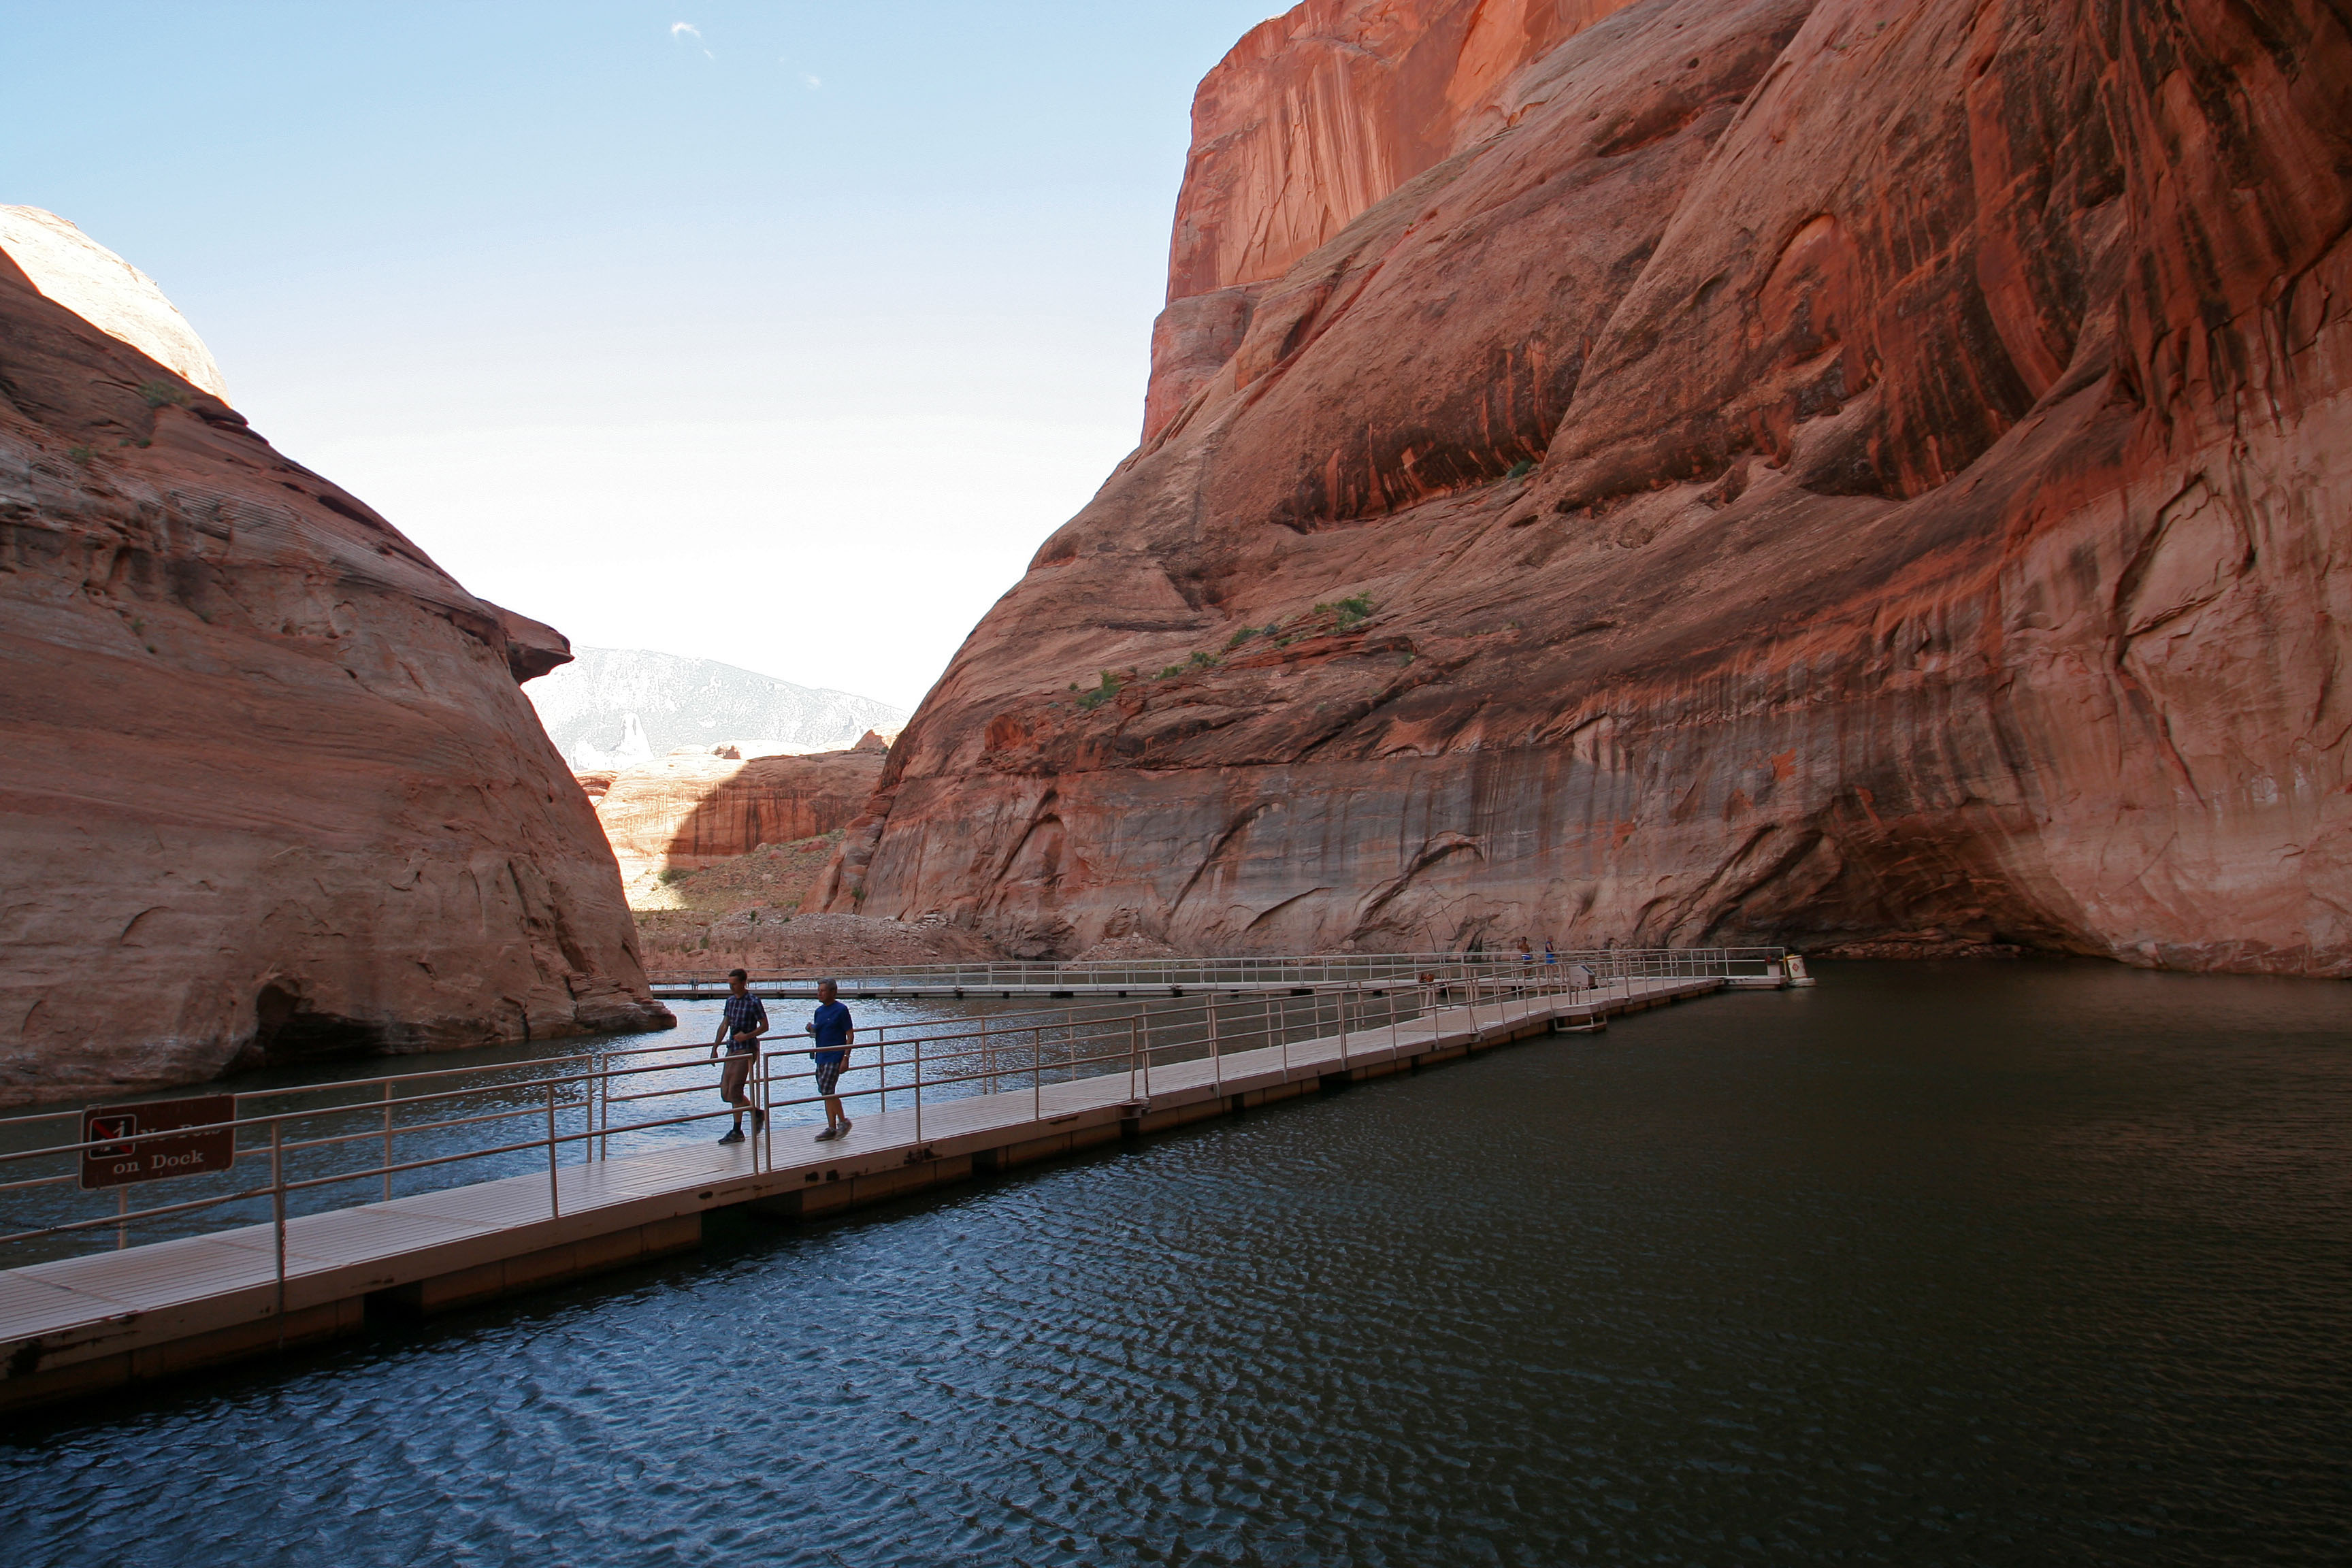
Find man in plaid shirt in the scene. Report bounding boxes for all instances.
[710,968,768,1145]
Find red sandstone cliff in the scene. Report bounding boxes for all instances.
[589,747,885,896]
[0,223,670,1104]
[1146,1,1644,442]
[824,0,2352,975]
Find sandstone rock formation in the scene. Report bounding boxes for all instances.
[0,217,670,1105]
[624,834,1004,978]
[825,0,2352,975]
[634,830,847,917]
[591,747,885,896]
[0,207,229,401]
[636,910,1002,979]
[1148,0,1631,441]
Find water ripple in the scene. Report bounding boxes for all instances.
[3,962,2349,1565]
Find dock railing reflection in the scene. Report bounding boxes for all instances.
[0,948,1788,1288]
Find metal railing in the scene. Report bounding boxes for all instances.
[648,946,1793,994]
[0,949,1786,1295]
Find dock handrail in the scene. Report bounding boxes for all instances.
[0,949,1789,1284]
[646,946,1794,994]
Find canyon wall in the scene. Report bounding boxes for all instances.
[0,219,670,1105]
[587,747,885,894]
[1147,0,1642,441]
[823,0,2352,975]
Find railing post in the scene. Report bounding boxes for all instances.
[545,1083,559,1218]
[116,1186,128,1251]
[1130,1013,1141,1101]
[271,1117,287,1346]
[915,1030,924,1143]
[1034,1026,1043,1120]
[382,1080,395,1201]
[1208,998,1221,1093]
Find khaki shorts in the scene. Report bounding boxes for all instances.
[720,1049,755,1100]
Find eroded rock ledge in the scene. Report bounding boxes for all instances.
[823,0,2352,975]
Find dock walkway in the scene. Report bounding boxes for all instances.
[0,975,1724,1411]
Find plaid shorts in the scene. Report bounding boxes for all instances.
[813,1054,846,1095]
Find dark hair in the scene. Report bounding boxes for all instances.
[728,968,748,982]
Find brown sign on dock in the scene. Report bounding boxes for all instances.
[80,1095,237,1190]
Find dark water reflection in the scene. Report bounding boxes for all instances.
[3,962,2347,1565]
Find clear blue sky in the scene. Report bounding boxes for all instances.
[4,1,1281,708]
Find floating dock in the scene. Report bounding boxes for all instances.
[0,975,1726,1413]
[645,949,1804,1002]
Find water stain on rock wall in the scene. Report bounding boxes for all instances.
[823,0,2352,975]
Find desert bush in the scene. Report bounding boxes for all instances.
[1075,669,1124,710]
[1309,593,1375,631]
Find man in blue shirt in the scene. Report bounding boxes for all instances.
[710,968,768,1145]
[808,979,856,1142]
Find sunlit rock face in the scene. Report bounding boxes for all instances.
[823,0,2352,975]
[1145,0,1643,443]
[0,207,229,401]
[0,231,669,1105]
[591,748,885,896]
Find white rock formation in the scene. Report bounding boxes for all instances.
[0,206,230,399]
[530,647,906,770]
[574,712,655,771]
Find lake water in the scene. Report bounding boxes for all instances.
[2,962,2346,1565]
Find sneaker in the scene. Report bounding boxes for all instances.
[719,1128,745,1145]
[813,1126,839,1142]
[837,1119,853,1137]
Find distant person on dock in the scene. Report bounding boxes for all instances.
[1517,938,1535,968]
[1544,937,1558,968]
[710,968,768,1145]
[808,980,857,1142]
